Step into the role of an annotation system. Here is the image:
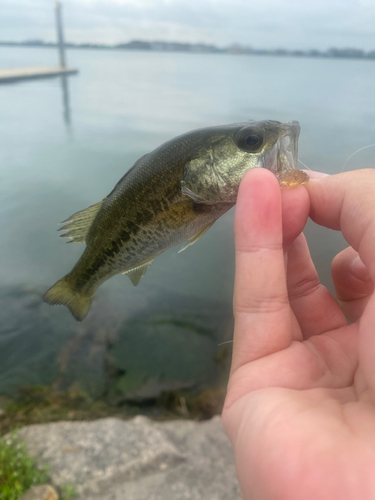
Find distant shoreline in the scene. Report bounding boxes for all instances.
[1,40,374,61]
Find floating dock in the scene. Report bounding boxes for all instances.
[0,66,78,83]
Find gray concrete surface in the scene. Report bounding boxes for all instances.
[16,416,241,500]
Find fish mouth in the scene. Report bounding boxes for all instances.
[264,121,300,175]
[278,122,300,172]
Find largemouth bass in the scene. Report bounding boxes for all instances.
[44,120,308,320]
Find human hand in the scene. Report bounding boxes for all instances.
[222,168,375,500]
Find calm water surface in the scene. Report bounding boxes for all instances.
[1,47,374,398]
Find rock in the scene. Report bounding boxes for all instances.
[107,310,227,402]
[18,484,58,500]
[16,417,185,497]
[15,416,240,500]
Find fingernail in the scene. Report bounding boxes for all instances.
[350,255,371,282]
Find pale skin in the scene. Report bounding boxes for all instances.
[222,168,375,500]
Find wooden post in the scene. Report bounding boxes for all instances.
[55,1,66,68]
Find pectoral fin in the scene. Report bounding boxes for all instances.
[59,200,104,243]
[178,222,215,253]
[181,186,208,204]
[123,260,154,286]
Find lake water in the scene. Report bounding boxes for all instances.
[1,46,374,402]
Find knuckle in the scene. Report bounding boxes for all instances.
[288,274,320,299]
[235,243,283,255]
[234,293,289,315]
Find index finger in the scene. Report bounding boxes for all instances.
[232,168,292,372]
[306,169,375,281]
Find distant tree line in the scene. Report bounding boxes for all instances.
[1,39,374,60]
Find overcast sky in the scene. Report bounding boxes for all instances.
[1,0,374,50]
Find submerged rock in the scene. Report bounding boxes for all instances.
[0,286,77,395]
[107,306,232,403]
[0,285,233,403]
[15,416,240,500]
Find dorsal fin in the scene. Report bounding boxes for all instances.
[58,200,104,243]
[122,260,154,286]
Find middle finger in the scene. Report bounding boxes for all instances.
[287,233,347,338]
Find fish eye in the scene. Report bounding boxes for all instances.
[245,135,260,147]
[237,128,264,152]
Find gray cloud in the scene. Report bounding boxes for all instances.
[0,0,374,50]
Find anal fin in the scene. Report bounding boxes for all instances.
[122,260,154,286]
[178,222,215,253]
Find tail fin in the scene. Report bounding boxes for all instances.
[43,276,94,321]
